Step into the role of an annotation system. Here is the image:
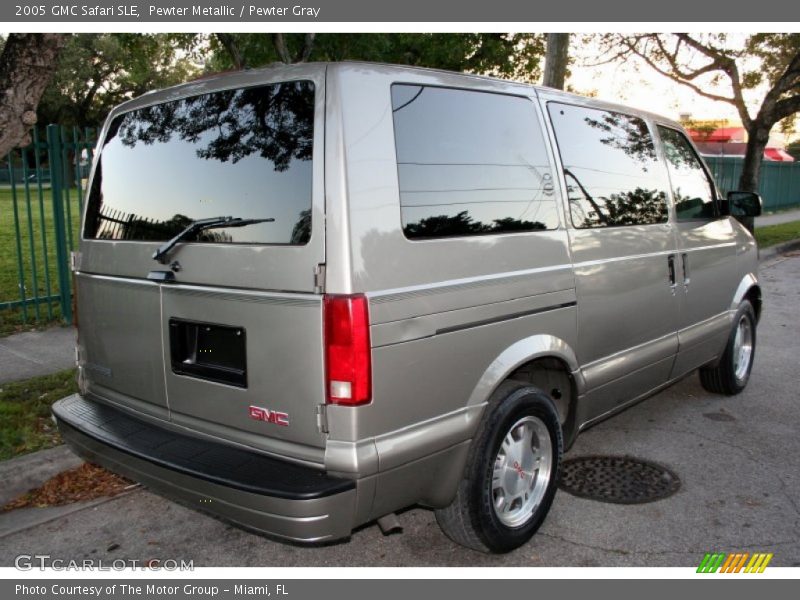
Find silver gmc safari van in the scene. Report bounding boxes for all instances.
[52,62,763,554]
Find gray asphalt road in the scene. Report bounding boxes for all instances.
[1,255,798,568]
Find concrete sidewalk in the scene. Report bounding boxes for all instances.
[0,326,76,384]
[757,207,800,227]
[0,445,82,507]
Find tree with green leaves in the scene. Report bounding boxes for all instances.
[787,138,800,160]
[21,33,547,139]
[38,33,199,128]
[605,34,800,193]
[207,33,545,82]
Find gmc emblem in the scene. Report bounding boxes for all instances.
[248,405,290,427]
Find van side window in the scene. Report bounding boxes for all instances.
[548,103,669,228]
[391,84,560,240]
[657,126,717,220]
[84,81,315,245]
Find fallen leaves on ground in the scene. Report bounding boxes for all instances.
[2,462,134,511]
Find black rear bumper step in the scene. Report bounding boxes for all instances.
[52,394,353,500]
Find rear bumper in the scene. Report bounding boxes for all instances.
[52,394,357,543]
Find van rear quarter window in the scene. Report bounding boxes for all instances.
[84,81,314,245]
[391,84,560,239]
[547,102,669,228]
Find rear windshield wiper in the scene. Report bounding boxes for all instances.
[152,216,275,264]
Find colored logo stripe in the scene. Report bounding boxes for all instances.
[697,553,726,573]
[745,553,773,573]
[697,552,773,573]
[720,553,749,573]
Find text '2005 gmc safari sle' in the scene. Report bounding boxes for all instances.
[53,62,763,554]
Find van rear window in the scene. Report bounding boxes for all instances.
[84,81,314,245]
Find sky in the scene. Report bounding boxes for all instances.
[569,55,742,121]
[565,34,794,146]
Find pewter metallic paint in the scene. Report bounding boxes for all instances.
[54,62,760,543]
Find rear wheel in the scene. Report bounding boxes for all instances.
[699,300,756,395]
[435,382,562,553]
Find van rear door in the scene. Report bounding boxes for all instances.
[78,67,328,459]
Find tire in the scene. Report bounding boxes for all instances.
[699,300,757,395]
[435,381,563,553]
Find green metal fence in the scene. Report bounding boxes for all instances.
[0,125,95,330]
[704,156,800,211]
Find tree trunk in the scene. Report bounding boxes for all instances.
[272,33,316,64]
[215,33,245,70]
[737,123,771,233]
[295,33,316,63]
[543,33,570,90]
[739,124,771,193]
[0,33,66,157]
[272,34,291,64]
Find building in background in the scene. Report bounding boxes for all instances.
[683,118,795,162]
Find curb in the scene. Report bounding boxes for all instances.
[0,487,140,539]
[759,238,800,263]
[0,445,83,507]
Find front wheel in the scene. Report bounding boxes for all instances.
[435,382,563,553]
[699,300,757,395]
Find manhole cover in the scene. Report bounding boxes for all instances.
[559,455,680,504]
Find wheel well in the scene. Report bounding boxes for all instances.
[507,356,578,449]
[745,285,762,323]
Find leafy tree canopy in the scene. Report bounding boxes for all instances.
[36,33,545,130]
[786,138,800,160]
[39,33,199,128]
[204,33,544,82]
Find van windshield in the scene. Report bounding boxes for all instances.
[83,80,314,246]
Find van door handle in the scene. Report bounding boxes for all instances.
[667,255,677,295]
[681,253,690,291]
[147,270,176,283]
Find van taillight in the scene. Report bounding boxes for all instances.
[323,294,371,406]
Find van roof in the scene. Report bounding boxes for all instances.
[107,61,683,131]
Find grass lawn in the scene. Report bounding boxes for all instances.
[754,220,800,248]
[0,187,81,336]
[0,368,77,460]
